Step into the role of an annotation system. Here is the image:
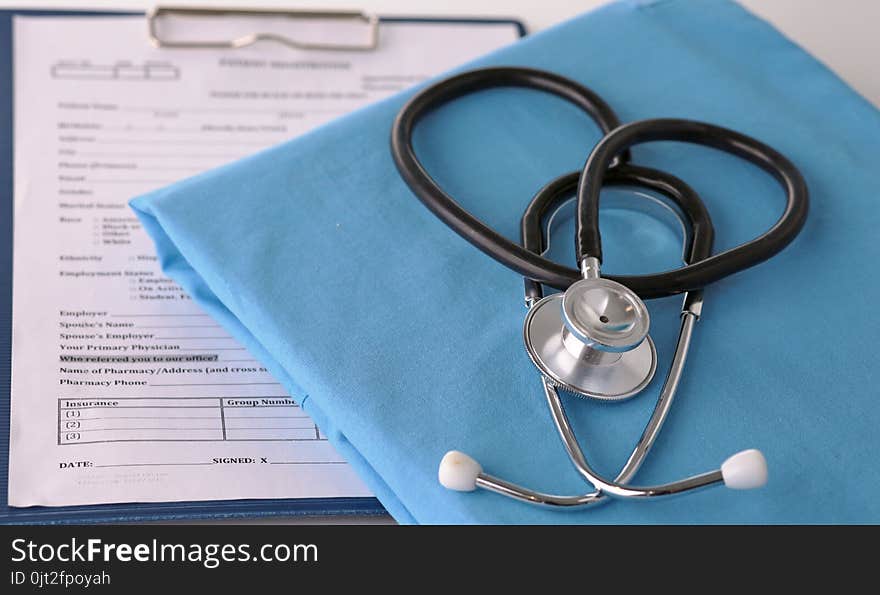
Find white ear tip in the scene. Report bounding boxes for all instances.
[438,450,482,492]
[721,449,768,489]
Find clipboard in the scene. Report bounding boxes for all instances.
[0,7,525,524]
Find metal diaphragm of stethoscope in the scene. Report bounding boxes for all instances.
[391,67,809,508]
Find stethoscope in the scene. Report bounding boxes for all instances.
[391,67,809,508]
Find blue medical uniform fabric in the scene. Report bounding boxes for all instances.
[130,0,880,523]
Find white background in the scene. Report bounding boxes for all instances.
[2,0,879,107]
[3,0,877,523]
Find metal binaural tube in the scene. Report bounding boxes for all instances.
[580,256,601,280]
[467,292,728,507]
[616,301,700,483]
[473,468,722,508]
[542,373,724,499]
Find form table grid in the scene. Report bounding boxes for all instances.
[57,396,325,445]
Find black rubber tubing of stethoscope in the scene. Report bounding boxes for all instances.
[390,66,810,299]
[575,118,809,298]
[520,164,715,302]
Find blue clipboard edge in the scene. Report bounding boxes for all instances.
[0,9,526,525]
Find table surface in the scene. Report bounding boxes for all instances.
[2,0,876,524]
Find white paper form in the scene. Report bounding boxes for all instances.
[9,15,519,507]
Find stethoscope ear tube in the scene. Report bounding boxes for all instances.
[440,318,769,506]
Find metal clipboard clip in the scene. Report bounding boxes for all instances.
[147,6,380,51]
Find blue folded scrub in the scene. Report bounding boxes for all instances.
[131,0,880,523]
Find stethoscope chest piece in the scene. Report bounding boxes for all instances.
[523,277,657,400]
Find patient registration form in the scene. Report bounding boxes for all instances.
[8,16,519,506]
